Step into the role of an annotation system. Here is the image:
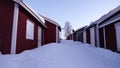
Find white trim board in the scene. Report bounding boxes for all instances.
[103,27,106,48]
[96,24,100,47]
[83,30,86,43]
[56,26,59,43]
[90,27,95,46]
[38,26,42,47]
[115,22,120,52]
[11,3,19,54]
[96,6,120,24]
[99,17,120,28]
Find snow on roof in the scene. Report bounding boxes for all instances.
[37,14,45,23]
[13,0,46,27]
[75,26,88,32]
[39,14,61,27]
[95,5,120,24]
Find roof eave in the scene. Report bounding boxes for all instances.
[96,5,120,24]
[13,0,47,28]
[40,14,61,27]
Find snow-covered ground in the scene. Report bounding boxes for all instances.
[0,40,120,68]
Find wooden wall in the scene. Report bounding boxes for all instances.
[44,21,56,44]
[0,0,14,54]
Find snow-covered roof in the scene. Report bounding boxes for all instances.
[13,0,46,28]
[39,14,61,27]
[95,5,120,24]
[87,22,96,28]
[74,26,87,33]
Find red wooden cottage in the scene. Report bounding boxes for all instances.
[0,0,46,54]
[97,6,120,52]
[40,15,61,45]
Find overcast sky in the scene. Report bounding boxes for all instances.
[24,0,120,30]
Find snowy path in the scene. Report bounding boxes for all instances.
[0,40,120,68]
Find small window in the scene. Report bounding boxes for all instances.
[26,19,34,40]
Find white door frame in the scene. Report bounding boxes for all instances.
[115,22,120,52]
[38,26,41,47]
[56,26,59,43]
[96,24,100,47]
[90,27,95,46]
[103,27,106,48]
[83,30,86,43]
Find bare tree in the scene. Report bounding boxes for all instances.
[64,21,72,39]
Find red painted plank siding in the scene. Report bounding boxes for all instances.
[16,7,38,54]
[42,29,45,45]
[44,21,56,44]
[99,28,104,48]
[81,32,83,42]
[0,0,14,54]
[86,29,90,44]
[105,24,117,51]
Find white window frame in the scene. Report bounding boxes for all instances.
[26,19,34,40]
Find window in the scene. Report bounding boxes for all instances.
[26,19,34,40]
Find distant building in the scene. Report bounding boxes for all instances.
[73,5,120,52]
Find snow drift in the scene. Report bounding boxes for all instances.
[0,40,120,68]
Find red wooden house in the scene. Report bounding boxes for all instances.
[40,15,61,45]
[0,0,46,54]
